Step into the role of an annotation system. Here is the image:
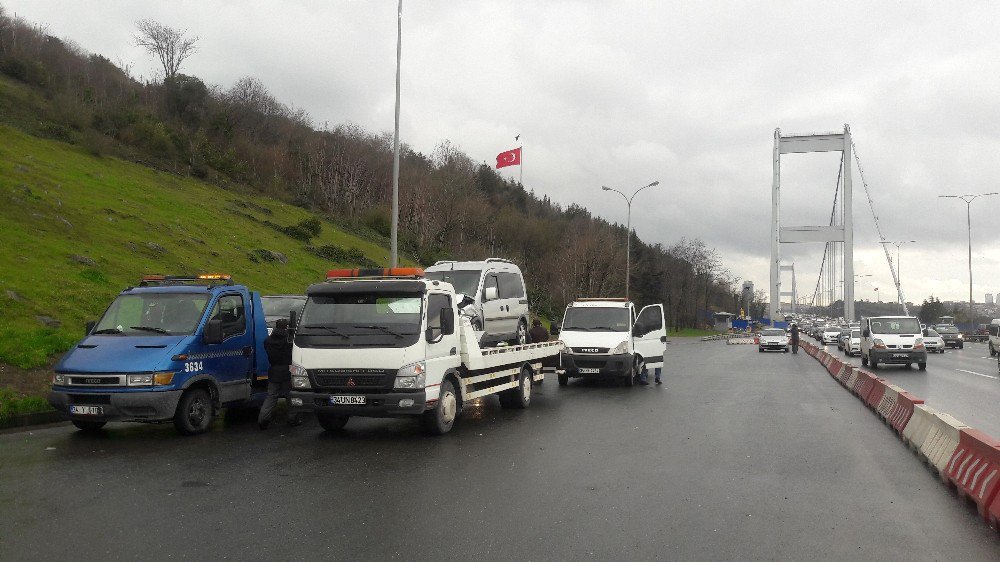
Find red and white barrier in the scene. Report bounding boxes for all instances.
[866,378,890,410]
[903,404,939,450]
[920,412,969,475]
[888,391,923,434]
[944,429,1000,520]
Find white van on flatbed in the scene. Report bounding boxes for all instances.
[557,298,666,386]
[287,268,562,434]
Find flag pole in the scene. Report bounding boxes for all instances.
[518,134,523,186]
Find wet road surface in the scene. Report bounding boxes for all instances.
[1,340,997,559]
[820,340,1000,436]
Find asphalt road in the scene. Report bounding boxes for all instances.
[1,341,997,559]
[819,340,1000,437]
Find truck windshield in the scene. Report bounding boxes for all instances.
[93,292,210,336]
[562,307,630,332]
[870,318,921,334]
[297,293,423,347]
[425,271,480,297]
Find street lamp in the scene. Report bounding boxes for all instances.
[602,180,660,299]
[879,239,916,313]
[938,193,998,326]
[390,0,403,267]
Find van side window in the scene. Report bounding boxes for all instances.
[483,274,498,298]
[498,272,525,299]
[210,294,246,340]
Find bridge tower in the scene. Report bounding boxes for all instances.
[770,125,855,321]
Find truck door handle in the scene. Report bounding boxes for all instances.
[450,347,457,355]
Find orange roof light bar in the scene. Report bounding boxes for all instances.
[326,267,425,279]
[197,274,232,281]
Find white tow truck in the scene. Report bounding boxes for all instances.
[287,268,563,434]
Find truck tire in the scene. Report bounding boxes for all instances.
[317,413,349,433]
[515,320,528,345]
[422,379,458,435]
[173,387,214,435]
[557,372,569,386]
[72,419,106,432]
[622,358,638,387]
[500,367,532,409]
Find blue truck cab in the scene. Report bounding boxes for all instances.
[49,274,271,435]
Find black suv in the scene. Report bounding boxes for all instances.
[933,324,964,349]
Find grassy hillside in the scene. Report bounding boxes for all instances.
[0,124,402,375]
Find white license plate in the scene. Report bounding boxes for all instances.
[893,353,909,359]
[330,395,366,405]
[579,368,600,374]
[70,405,104,416]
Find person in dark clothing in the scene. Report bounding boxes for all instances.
[258,319,299,429]
[790,323,800,354]
[528,318,549,343]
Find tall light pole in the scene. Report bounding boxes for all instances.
[939,193,997,326]
[390,0,403,267]
[602,180,660,299]
[879,239,916,313]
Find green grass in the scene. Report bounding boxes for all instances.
[668,328,720,337]
[0,388,53,422]
[0,123,405,370]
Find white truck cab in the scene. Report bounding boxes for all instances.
[287,268,562,434]
[557,298,666,386]
[860,316,927,370]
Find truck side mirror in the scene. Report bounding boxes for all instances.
[660,335,667,343]
[441,307,455,335]
[85,320,96,335]
[289,310,298,332]
[203,318,224,345]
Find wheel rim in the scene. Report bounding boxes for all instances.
[440,391,457,424]
[522,373,531,401]
[188,397,207,426]
[517,323,527,344]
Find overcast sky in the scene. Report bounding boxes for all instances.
[7,1,1000,305]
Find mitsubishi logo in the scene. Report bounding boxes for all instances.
[347,378,356,387]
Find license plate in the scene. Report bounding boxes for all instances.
[893,353,909,359]
[579,368,600,374]
[70,405,104,416]
[330,395,366,405]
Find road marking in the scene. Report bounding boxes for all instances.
[955,368,1000,380]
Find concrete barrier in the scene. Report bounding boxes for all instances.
[726,337,756,345]
[920,412,970,475]
[944,429,1000,520]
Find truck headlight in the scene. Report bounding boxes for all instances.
[394,361,426,389]
[913,338,925,350]
[290,363,307,378]
[957,334,964,339]
[873,338,886,349]
[610,341,629,355]
[292,376,311,389]
[52,373,66,385]
[290,363,311,389]
[127,374,153,386]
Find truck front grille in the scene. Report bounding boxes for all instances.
[314,375,386,387]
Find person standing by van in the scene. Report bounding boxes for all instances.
[529,318,549,343]
[258,319,299,429]
[790,323,800,354]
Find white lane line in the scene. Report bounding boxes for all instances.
[955,368,1000,380]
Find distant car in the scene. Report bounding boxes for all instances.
[933,324,964,349]
[261,295,306,334]
[837,327,851,351]
[821,326,841,345]
[758,328,789,353]
[922,328,945,353]
[845,329,861,356]
[989,320,1000,357]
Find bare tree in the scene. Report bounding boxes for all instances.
[133,19,198,80]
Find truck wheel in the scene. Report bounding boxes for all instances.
[317,413,349,432]
[173,388,214,435]
[423,379,458,435]
[918,362,927,371]
[500,367,532,409]
[623,358,639,387]
[72,420,106,432]
[557,372,568,386]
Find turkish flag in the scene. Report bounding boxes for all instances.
[496,147,521,169]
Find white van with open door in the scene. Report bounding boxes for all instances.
[557,299,667,386]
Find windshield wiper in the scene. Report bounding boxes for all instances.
[353,325,404,339]
[130,326,171,334]
[92,328,123,335]
[300,325,350,339]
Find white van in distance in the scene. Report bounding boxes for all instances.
[557,298,666,386]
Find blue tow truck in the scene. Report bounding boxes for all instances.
[49,274,272,435]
